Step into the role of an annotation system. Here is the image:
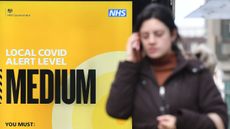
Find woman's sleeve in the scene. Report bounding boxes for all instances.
[176,69,228,129]
[106,61,140,119]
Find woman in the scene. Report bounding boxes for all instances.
[106,4,228,129]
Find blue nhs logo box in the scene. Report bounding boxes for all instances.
[108,9,127,17]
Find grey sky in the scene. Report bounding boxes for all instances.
[175,0,205,36]
[175,0,205,28]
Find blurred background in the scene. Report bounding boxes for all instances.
[175,0,230,126]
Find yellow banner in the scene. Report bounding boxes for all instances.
[0,1,132,129]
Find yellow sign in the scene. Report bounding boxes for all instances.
[0,1,132,129]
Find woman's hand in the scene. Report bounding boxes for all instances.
[157,115,177,129]
[126,33,142,63]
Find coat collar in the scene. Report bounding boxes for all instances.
[139,52,189,85]
[140,52,205,84]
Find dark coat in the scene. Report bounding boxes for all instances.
[106,52,228,129]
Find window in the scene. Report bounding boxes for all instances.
[221,20,230,42]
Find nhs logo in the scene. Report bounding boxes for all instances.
[108,9,127,17]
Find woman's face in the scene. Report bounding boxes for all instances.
[139,18,176,59]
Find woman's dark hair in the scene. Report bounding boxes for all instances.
[134,3,181,52]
